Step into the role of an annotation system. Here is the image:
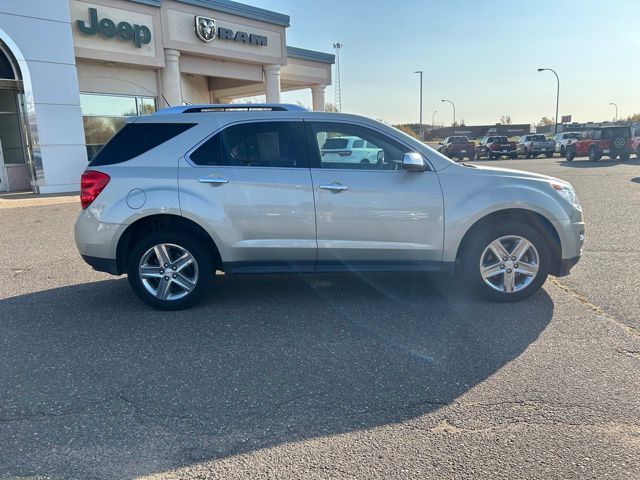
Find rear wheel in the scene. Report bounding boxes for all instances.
[510,152,517,159]
[461,221,550,302]
[636,147,640,159]
[620,152,630,162]
[560,146,566,156]
[525,148,532,159]
[127,230,213,310]
[360,158,371,164]
[588,146,601,162]
[545,151,553,158]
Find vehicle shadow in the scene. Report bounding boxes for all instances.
[558,157,640,168]
[0,273,554,479]
[632,177,640,184]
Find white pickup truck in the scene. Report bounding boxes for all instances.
[516,134,556,158]
[321,136,383,164]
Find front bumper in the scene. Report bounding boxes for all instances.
[556,255,581,277]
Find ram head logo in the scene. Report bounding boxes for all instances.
[195,16,216,42]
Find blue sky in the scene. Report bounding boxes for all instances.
[246,0,639,126]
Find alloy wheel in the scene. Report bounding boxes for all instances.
[479,235,540,293]
[138,243,199,301]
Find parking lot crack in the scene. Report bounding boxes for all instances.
[549,277,640,340]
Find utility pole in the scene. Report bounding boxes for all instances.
[609,102,618,122]
[333,43,342,112]
[537,68,560,134]
[414,70,423,140]
[441,99,456,127]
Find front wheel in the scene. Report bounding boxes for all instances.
[565,146,575,161]
[460,221,550,302]
[127,230,213,310]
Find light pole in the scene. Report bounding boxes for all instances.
[609,102,618,122]
[414,70,423,140]
[441,99,456,127]
[537,67,559,134]
[431,110,438,134]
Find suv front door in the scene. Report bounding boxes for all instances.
[179,120,317,273]
[307,121,444,270]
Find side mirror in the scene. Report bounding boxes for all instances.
[438,141,443,145]
[402,152,427,172]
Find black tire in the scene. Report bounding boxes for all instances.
[460,220,550,302]
[609,154,618,161]
[360,158,371,164]
[565,146,575,161]
[636,147,640,159]
[588,146,601,162]
[127,230,214,310]
[545,152,553,158]
[620,152,630,162]
[510,152,517,159]
[560,146,566,157]
[525,149,532,159]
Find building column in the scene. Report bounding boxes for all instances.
[311,84,326,111]
[161,49,182,107]
[263,64,282,103]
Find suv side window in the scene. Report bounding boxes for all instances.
[190,121,307,168]
[592,129,602,140]
[309,122,410,171]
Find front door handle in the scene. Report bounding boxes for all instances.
[198,177,229,185]
[319,183,349,193]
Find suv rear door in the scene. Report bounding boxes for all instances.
[306,121,444,269]
[179,120,317,273]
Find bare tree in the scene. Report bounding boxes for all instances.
[500,115,512,125]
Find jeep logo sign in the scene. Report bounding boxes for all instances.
[76,8,152,48]
[194,16,268,46]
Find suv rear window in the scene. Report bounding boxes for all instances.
[531,135,547,141]
[490,136,508,143]
[602,127,631,138]
[322,138,349,150]
[89,123,195,166]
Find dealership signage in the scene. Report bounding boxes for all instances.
[561,115,572,123]
[76,7,151,48]
[194,15,268,46]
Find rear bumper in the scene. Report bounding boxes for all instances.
[81,255,121,275]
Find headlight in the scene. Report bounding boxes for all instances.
[550,181,581,209]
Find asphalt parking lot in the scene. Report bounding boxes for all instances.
[1,156,639,479]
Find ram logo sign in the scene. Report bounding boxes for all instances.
[194,16,268,46]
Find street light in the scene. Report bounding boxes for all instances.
[537,67,560,134]
[441,99,456,127]
[609,102,618,122]
[414,70,423,140]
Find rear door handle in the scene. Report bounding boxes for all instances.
[198,177,229,185]
[319,183,349,192]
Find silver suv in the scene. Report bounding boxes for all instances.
[75,104,584,310]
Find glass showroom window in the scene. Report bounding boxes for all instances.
[80,93,157,160]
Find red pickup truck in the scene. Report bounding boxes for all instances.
[565,126,633,161]
[475,136,517,160]
[438,136,476,161]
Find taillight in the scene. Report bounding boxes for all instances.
[338,151,353,157]
[80,170,110,209]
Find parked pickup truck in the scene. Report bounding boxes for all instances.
[565,125,632,162]
[438,136,476,161]
[475,136,517,160]
[516,134,556,158]
[553,132,581,157]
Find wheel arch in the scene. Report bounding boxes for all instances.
[115,214,223,274]
[454,208,562,275]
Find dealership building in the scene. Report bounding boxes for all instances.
[0,0,334,193]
